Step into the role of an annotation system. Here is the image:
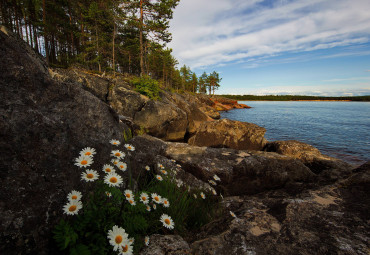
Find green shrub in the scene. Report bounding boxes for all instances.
[131,76,161,100]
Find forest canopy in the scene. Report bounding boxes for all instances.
[0,0,221,94]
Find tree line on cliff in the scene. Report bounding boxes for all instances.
[0,0,221,94]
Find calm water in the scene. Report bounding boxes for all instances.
[221,101,370,166]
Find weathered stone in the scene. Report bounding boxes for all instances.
[164,142,314,196]
[140,234,191,255]
[199,105,221,119]
[264,140,353,181]
[188,119,268,151]
[0,27,127,254]
[191,162,370,255]
[134,100,188,141]
[110,86,149,118]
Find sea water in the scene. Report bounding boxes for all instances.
[220,101,370,166]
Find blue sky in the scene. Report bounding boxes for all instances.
[168,0,370,96]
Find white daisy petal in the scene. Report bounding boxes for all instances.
[81,169,99,182]
[74,155,93,168]
[160,214,174,229]
[104,172,123,187]
[63,200,82,215]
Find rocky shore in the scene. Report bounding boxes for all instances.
[1,26,369,254]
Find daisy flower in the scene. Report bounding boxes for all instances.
[128,199,136,206]
[156,175,163,181]
[124,190,133,200]
[119,241,133,255]
[74,155,93,168]
[213,174,221,181]
[111,150,125,159]
[162,198,170,208]
[63,200,82,215]
[117,162,127,171]
[67,190,82,202]
[145,165,150,171]
[111,159,119,166]
[157,163,164,169]
[230,211,236,218]
[160,214,175,230]
[144,236,150,246]
[140,192,149,204]
[208,180,217,186]
[129,237,134,244]
[110,139,121,146]
[211,188,217,195]
[200,192,206,199]
[151,193,162,204]
[107,225,129,251]
[80,147,96,157]
[152,204,157,210]
[146,205,151,211]
[106,192,112,197]
[160,169,168,175]
[81,169,99,182]
[102,164,115,174]
[124,144,135,151]
[193,194,197,199]
[104,172,123,187]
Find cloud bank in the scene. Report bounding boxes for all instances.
[169,0,370,69]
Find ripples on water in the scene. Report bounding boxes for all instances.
[221,101,370,166]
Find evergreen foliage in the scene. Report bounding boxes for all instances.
[0,0,223,93]
[131,75,161,100]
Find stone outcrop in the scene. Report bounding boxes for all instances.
[0,27,127,254]
[190,161,369,255]
[163,142,314,196]
[188,118,268,151]
[264,140,353,181]
[210,96,251,111]
[140,235,191,255]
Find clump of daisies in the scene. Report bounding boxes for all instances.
[57,138,213,255]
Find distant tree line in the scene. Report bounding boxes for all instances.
[220,95,370,101]
[0,0,221,95]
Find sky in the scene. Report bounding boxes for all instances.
[168,0,370,96]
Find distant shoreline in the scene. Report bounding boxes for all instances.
[218,95,370,102]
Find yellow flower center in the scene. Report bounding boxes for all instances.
[115,152,121,157]
[164,201,168,204]
[115,235,122,244]
[110,177,117,183]
[69,205,77,212]
[121,244,128,252]
[154,197,159,201]
[125,193,131,198]
[129,200,133,204]
[81,160,88,165]
[120,165,124,169]
[106,168,111,172]
[85,152,91,156]
[142,196,146,201]
[87,173,94,179]
[72,195,77,199]
[164,219,171,225]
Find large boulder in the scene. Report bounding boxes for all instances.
[188,119,268,150]
[264,140,353,181]
[0,27,127,254]
[164,142,314,196]
[191,161,370,254]
[134,100,188,141]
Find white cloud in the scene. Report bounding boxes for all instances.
[168,0,370,69]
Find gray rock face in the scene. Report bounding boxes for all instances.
[164,142,314,196]
[134,100,188,141]
[190,161,370,255]
[0,27,127,254]
[188,119,268,151]
[140,234,191,255]
[264,140,353,181]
